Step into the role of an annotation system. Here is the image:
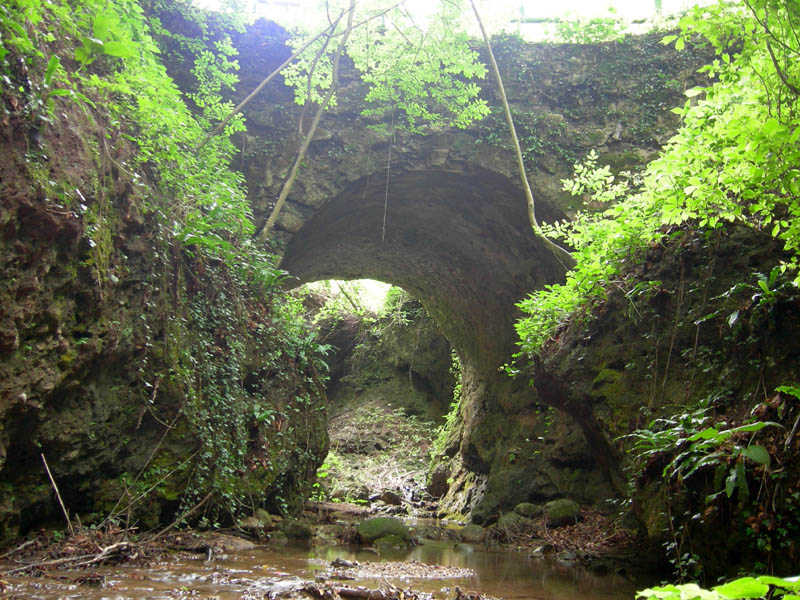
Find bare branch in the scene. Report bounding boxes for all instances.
[256,0,358,243]
[467,0,574,268]
[195,19,340,151]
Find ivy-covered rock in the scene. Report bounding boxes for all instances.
[0,0,329,542]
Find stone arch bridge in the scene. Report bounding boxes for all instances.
[223,23,707,518]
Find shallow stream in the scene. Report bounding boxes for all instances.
[0,540,639,600]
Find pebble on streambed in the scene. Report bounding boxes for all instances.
[323,558,476,582]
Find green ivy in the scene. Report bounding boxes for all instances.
[515,0,800,358]
[1,0,329,525]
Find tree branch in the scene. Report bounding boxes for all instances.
[468,0,575,270]
[195,20,340,151]
[255,0,357,243]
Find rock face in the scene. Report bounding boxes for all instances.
[0,56,328,541]
[535,226,800,576]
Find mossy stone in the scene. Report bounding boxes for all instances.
[356,517,410,544]
[459,524,485,543]
[269,531,288,546]
[281,518,313,539]
[514,502,542,518]
[374,534,407,550]
[544,499,580,527]
[496,511,532,531]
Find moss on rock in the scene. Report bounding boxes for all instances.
[356,517,410,544]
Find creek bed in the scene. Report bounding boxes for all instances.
[0,540,638,600]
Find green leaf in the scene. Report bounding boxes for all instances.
[685,87,704,98]
[777,385,800,400]
[714,577,769,599]
[688,427,722,441]
[735,460,748,499]
[675,36,686,51]
[755,576,800,591]
[103,41,136,60]
[74,45,93,65]
[47,88,72,97]
[637,585,681,600]
[741,445,770,466]
[44,55,60,87]
[762,118,782,136]
[727,421,782,434]
[92,10,116,41]
[725,468,736,498]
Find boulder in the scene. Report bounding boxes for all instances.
[380,490,403,505]
[240,509,279,535]
[255,508,279,529]
[206,532,256,552]
[357,517,410,544]
[239,515,265,535]
[331,511,359,522]
[544,499,580,527]
[269,531,288,546]
[496,511,532,532]
[374,535,407,550]
[459,524,485,543]
[281,518,314,540]
[514,502,542,518]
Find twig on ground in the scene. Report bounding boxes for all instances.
[0,542,132,576]
[41,453,74,536]
[151,491,213,541]
[0,539,35,560]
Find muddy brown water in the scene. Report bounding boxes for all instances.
[0,540,639,600]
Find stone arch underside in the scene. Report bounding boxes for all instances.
[280,167,566,375]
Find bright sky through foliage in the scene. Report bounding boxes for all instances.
[238,0,713,30]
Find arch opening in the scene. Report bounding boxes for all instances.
[301,279,457,509]
[280,167,566,375]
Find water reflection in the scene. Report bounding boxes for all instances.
[310,541,636,600]
[1,540,638,600]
